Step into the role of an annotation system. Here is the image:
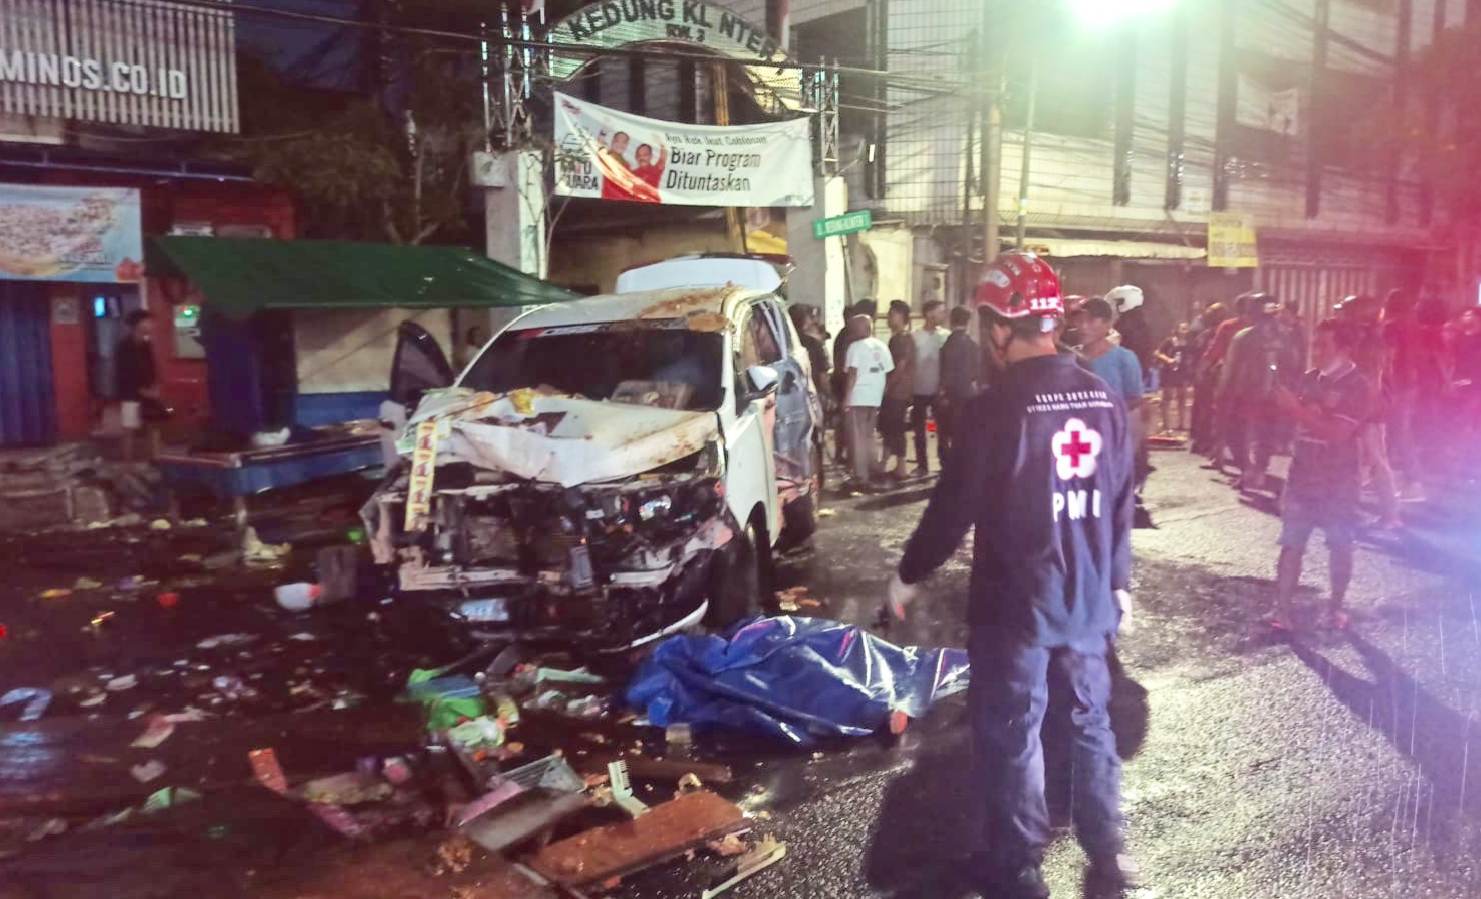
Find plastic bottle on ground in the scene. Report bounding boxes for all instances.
[274,582,323,612]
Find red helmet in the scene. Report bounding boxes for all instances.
[974,251,1064,322]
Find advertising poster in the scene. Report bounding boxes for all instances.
[0,183,143,282]
[1207,213,1259,269]
[553,92,814,208]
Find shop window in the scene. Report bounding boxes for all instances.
[1231,49,1307,166]
[1313,69,1385,173]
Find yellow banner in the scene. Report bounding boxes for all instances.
[403,420,439,532]
[1207,213,1258,268]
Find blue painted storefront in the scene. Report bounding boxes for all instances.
[0,283,57,447]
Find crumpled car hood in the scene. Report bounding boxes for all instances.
[400,388,719,488]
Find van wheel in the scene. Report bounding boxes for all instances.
[778,494,817,553]
[706,519,769,628]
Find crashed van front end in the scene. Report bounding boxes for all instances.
[364,389,735,651]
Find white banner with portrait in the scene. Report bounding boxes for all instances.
[552,92,814,207]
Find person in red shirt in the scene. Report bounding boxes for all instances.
[597,132,660,203]
[1381,289,1436,501]
[1410,296,1453,481]
[632,143,668,193]
[1196,293,1255,469]
[1201,294,1254,377]
[1338,294,1401,528]
[1188,302,1231,454]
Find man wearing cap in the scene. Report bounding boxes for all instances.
[886,252,1140,897]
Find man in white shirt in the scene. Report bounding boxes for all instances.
[844,313,894,488]
[910,299,948,475]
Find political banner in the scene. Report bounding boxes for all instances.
[0,183,143,282]
[553,92,814,208]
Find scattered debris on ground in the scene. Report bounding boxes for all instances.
[0,470,976,897]
[0,444,170,532]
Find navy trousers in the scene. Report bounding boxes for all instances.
[968,630,1124,869]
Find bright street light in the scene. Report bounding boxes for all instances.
[1065,0,1177,28]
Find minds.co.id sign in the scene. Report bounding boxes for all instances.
[1,51,188,100]
[0,0,238,133]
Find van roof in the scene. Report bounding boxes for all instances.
[509,285,764,332]
[615,254,786,294]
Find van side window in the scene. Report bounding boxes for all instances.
[734,305,781,414]
[738,303,783,370]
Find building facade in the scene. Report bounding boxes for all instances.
[0,0,297,447]
[792,0,1463,337]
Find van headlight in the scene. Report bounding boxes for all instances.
[639,494,674,521]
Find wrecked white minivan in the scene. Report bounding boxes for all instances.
[364,285,821,651]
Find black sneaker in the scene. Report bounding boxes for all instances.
[1087,853,1143,893]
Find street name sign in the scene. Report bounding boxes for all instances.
[813,210,872,240]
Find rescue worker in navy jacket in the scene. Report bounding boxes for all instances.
[886,251,1139,898]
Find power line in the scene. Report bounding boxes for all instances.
[1253,0,1396,69]
[96,0,970,91]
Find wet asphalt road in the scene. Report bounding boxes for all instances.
[8,451,1481,899]
[618,449,1481,899]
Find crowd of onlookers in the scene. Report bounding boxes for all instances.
[1137,286,1481,630]
[789,285,1481,517]
[789,298,982,492]
[1178,288,1481,509]
[791,281,1481,635]
[792,287,1160,495]
[794,288,1160,496]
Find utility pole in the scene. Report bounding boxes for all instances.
[980,32,1002,265]
[1015,56,1037,249]
[713,62,748,253]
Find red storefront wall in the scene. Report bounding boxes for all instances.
[38,175,295,441]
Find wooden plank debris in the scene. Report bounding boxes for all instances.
[527,790,747,887]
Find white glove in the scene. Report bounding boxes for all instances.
[1115,589,1135,635]
[887,573,921,621]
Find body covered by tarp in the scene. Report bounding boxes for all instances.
[626,616,970,746]
[402,388,720,488]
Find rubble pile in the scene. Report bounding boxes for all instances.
[1,492,968,897]
[0,539,783,897]
[0,443,164,531]
[0,443,108,530]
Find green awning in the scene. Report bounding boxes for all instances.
[146,236,575,319]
